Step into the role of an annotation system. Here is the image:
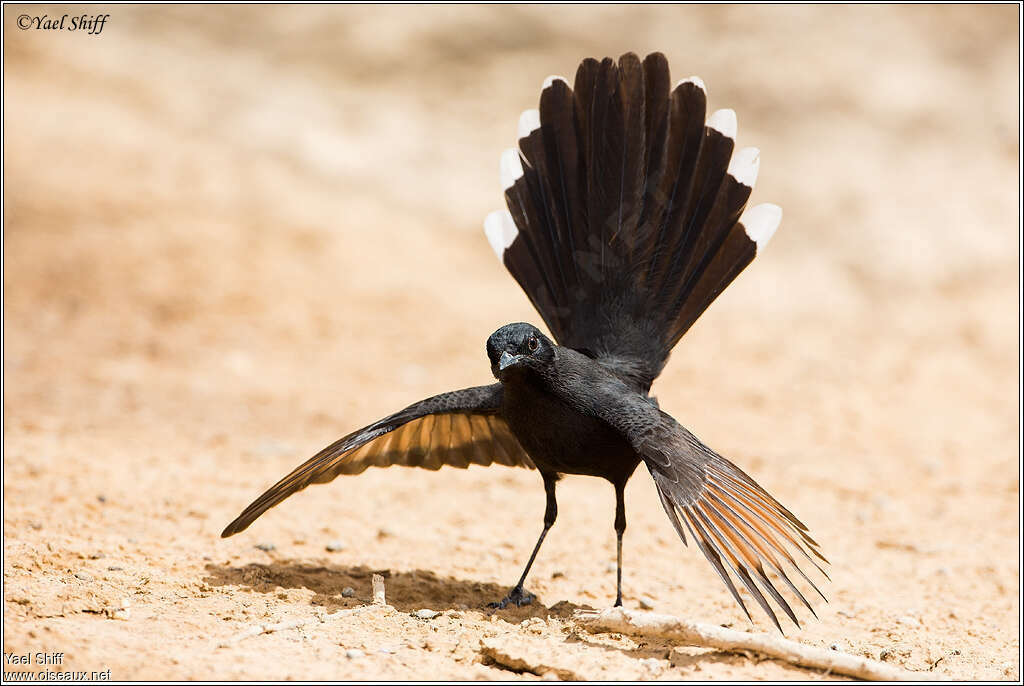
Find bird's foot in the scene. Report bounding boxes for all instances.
[488,585,535,609]
[614,595,623,608]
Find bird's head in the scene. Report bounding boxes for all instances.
[486,322,555,381]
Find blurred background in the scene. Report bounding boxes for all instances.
[3,4,1019,680]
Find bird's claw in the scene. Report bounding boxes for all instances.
[488,586,535,609]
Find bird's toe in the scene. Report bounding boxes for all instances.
[488,586,535,609]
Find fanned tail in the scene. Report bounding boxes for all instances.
[486,52,782,392]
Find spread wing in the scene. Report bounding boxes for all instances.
[221,384,531,537]
[637,420,829,631]
[572,370,828,631]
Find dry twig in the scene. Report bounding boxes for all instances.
[573,607,916,681]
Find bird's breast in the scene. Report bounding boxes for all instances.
[500,377,640,482]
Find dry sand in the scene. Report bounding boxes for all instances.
[3,4,1020,680]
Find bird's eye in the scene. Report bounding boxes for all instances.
[527,336,539,353]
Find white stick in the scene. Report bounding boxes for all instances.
[372,573,386,605]
[573,607,916,681]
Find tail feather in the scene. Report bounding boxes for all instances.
[487,52,781,392]
[520,114,571,306]
[612,52,647,265]
[644,78,709,295]
[499,128,564,328]
[538,75,585,299]
[637,54,671,252]
[657,109,739,315]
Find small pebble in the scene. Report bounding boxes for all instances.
[377,527,396,539]
[341,587,355,598]
[255,543,276,552]
[75,572,92,581]
[605,562,617,573]
[415,609,439,620]
[107,566,124,571]
[326,541,346,552]
[97,494,107,504]
[880,649,891,661]
[551,571,564,578]
[638,596,655,610]
[28,521,42,530]
[345,649,364,659]
[109,597,131,620]
[829,643,839,651]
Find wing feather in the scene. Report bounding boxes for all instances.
[643,429,828,629]
[221,384,533,537]
[579,377,827,630]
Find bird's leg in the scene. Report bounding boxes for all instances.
[489,474,557,609]
[614,480,627,607]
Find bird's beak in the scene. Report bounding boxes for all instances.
[498,351,521,371]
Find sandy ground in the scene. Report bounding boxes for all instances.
[3,4,1020,681]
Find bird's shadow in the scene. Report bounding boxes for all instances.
[203,559,587,620]
[202,559,793,676]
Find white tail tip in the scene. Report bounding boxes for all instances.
[543,75,568,90]
[728,147,760,188]
[484,209,519,259]
[707,108,737,139]
[742,203,782,251]
[500,148,524,190]
[518,109,541,139]
[677,75,706,92]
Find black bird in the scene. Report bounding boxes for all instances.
[222,52,828,630]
